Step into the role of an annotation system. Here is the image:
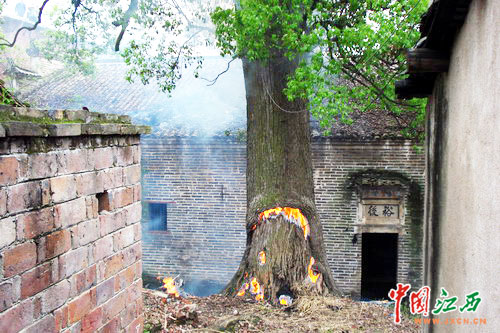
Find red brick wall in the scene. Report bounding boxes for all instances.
[0,135,143,333]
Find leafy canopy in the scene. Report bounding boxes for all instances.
[211,0,428,138]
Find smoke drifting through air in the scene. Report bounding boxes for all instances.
[137,56,248,292]
[16,55,247,137]
[129,56,247,136]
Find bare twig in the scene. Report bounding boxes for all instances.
[0,0,50,48]
[199,58,236,86]
[261,75,307,114]
[172,0,191,25]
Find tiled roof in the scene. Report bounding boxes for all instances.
[311,107,421,140]
[16,57,418,139]
[17,57,247,137]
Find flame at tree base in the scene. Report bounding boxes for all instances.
[237,277,264,301]
[258,251,266,265]
[237,283,249,296]
[308,257,320,283]
[228,208,335,301]
[257,207,310,239]
[279,295,293,306]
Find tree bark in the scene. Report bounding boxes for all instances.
[223,55,340,302]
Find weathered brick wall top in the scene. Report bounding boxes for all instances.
[0,106,146,332]
[0,105,150,138]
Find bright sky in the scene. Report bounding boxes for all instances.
[3,0,65,27]
[2,0,229,56]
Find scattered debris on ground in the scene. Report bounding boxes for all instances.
[143,289,420,332]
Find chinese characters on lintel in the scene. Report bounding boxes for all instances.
[367,205,395,217]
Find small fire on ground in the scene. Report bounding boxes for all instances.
[257,207,310,239]
[279,295,293,306]
[157,276,180,298]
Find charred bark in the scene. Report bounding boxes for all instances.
[224,56,340,302]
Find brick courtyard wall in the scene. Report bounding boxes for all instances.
[0,107,149,333]
[141,136,425,296]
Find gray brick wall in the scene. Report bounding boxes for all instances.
[312,139,425,296]
[141,136,425,296]
[141,137,246,283]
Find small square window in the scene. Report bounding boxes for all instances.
[148,202,167,231]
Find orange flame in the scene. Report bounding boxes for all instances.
[161,277,180,297]
[237,282,249,296]
[250,277,260,294]
[258,251,266,265]
[299,214,310,239]
[249,277,265,301]
[308,257,320,283]
[258,207,310,239]
[258,207,283,221]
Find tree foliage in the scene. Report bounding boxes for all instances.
[212,0,428,138]
[2,0,427,137]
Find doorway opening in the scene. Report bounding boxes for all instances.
[361,233,398,300]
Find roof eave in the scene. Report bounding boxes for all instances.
[395,0,473,100]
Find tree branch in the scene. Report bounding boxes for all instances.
[342,61,415,109]
[71,0,80,50]
[171,0,191,25]
[0,0,50,48]
[114,0,139,51]
[160,30,203,81]
[200,58,236,86]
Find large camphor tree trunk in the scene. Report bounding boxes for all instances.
[224,55,340,303]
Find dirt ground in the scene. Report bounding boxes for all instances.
[143,289,420,333]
